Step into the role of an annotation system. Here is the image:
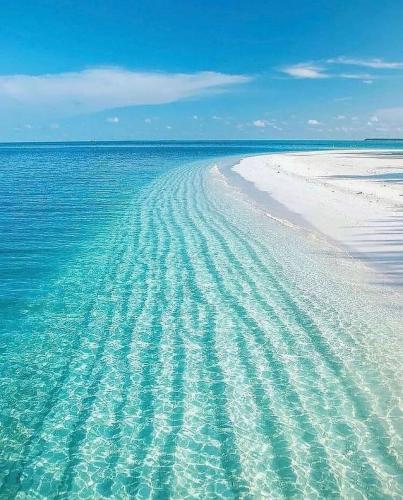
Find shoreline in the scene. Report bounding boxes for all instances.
[218,149,403,288]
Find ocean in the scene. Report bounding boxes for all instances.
[0,141,402,498]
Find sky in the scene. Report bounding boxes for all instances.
[1,0,403,141]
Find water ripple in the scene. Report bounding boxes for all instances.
[0,157,402,498]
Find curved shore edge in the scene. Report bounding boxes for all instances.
[217,149,403,290]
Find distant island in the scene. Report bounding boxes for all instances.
[364,138,403,141]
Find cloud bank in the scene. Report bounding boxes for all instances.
[0,67,251,116]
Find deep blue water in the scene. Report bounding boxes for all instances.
[0,140,357,329]
[0,141,402,498]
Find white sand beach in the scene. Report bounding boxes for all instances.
[232,150,403,286]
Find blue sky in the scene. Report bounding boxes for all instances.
[1,0,403,141]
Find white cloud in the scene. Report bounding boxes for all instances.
[328,56,403,69]
[281,63,328,79]
[0,67,251,116]
[50,123,60,129]
[192,115,199,120]
[252,119,282,131]
[14,124,33,131]
[307,119,321,126]
[144,118,152,124]
[253,119,269,128]
[364,108,403,133]
[281,64,372,81]
[336,115,346,120]
[106,116,119,123]
[335,126,354,132]
[212,115,222,120]
[282,56,401,81]
[340,73,374,80]
[166,125,172,129]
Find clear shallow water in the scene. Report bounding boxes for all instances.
[0,141,402,498]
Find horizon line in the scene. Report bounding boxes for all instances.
[1,138,397,145]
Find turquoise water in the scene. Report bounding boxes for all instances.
[0,141,402,498]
